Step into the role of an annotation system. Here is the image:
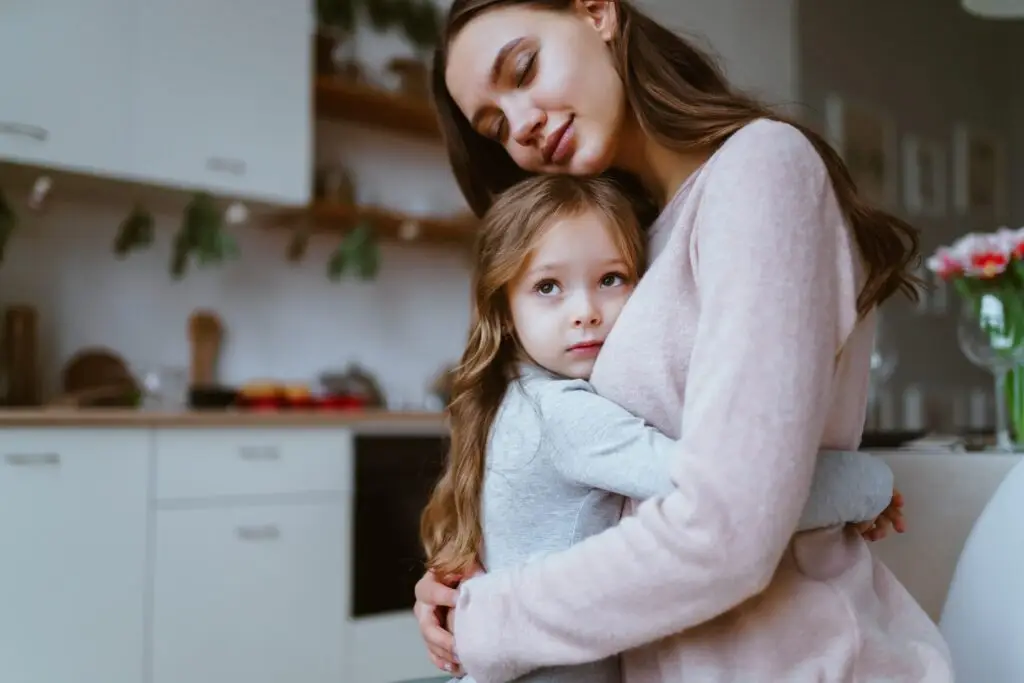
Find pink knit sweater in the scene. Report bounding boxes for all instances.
[452,120,954,682]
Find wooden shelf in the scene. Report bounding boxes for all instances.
[315,76,441,140]
[277,202,476,246]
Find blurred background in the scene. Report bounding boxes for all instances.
[0,0,1020,430]
[1,1,1022,682]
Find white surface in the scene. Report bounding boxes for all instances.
[0,0,135,177]
[0,0,312,205]
[154,427,352,500]
[0,429,149,683]
[962,0,1024,18]
[152,502,348,683]
[871,450,1021,620]
[0,425,443,683]
[939,457,1024,682]
[132,0,313,205]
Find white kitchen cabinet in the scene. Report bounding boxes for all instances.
[151,502,348,683]
[0,429,149,683]
[132,0,314,205]
[0,0,135,177]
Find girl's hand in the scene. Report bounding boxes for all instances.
[854,488,906,542]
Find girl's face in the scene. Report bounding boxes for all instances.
[507,208,636,380]
[445,2,625,177]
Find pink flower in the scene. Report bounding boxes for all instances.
[926,247,964,280]
[951,233,1011,279]
[928,231,1015,280]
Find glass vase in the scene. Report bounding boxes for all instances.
[1007,364,1024,445]
[957,295,1024,451]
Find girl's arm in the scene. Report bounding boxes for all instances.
[451,122,852,683]
[538,378,892,528]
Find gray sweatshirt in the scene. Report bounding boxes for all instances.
[459,365,893,683]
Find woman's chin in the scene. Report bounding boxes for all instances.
[565,144,615,177]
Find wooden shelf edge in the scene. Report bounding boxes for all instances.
[314,76,441,140]
[273,202,476,246]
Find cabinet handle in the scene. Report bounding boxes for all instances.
[238,445,280,461]
[236,524,280,541]
[5,452,60,467]
[0,122,48,141]
[205,156,247,176]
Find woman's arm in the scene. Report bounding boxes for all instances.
[539,379,892,526]
[451,121,849,683]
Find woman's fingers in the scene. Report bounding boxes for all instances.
[415,570,459,608]
[415,600,461,672]
[414,572,463,672]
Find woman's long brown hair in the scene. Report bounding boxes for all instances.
[420,175,644,579]
[432,0,921,315]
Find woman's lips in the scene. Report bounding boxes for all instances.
[544,116,576,165]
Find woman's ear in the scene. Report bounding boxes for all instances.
[575,0,618,42]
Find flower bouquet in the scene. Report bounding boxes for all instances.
[927,227,1024,450]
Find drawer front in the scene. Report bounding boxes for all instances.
[155,428,352,500]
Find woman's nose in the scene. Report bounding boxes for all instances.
[508,104,544,147]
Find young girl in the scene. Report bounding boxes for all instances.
[420,175,899,683]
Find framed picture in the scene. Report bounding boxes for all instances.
[901,135,947,217]
[952,124,1007,218]
[825,94,898,208]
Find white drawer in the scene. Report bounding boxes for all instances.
[155,428,352,500]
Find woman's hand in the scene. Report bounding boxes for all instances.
[414,571,462,674]
[414,563,483,675]
[854,488,906,541]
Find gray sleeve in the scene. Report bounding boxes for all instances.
[798,449,894,528]
[536,379,678,500]
[537,380,894,529]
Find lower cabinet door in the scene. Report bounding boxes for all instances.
[151,502,347,683]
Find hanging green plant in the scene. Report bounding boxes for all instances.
[404,0,441,55]
[327,219,380,281]
[170,192,239,279]
[317,0,358,33]
[0,188,15,265]
[113,205,155,258]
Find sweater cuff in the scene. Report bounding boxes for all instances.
[453,571,520,683]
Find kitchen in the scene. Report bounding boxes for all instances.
[3,0,1024,682]
[0,0,467,681]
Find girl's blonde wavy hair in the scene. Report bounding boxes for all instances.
[420,174,644,578]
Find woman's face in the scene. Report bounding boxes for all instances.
[445,2,625,177]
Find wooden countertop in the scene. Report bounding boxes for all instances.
[0,408,449,432]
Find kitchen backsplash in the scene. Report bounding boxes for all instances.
[0,122,472,405]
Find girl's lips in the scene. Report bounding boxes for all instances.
[567,340,603,356]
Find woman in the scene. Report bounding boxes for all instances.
[414,1,953,681]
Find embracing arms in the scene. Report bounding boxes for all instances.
[445,122,865,682]
[536,378,893,529]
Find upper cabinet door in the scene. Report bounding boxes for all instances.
[0,0,135,176]
[133,0,314,206]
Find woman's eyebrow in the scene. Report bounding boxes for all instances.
[490,37,524,84]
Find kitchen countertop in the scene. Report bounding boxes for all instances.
[0,408,449,433]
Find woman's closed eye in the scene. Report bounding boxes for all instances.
[484,50,537,141]
[514,50,536,87]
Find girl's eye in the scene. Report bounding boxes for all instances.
[534,279,561,296]
[600,273,627,287]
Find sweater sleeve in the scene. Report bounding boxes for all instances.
[452,121,850,683]
[540,379,893,523]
